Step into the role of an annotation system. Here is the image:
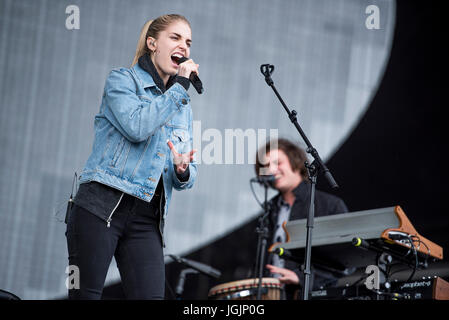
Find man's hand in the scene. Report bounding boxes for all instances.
[167,140,196,174]
[266,264,300,285]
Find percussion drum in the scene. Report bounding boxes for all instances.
[208,277,281,300]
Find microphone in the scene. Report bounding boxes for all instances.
[352,237,371,250]
[352,237,384,255]
[176,57,204,94]
[168,254,221,279]
[250,175,276,186]
[272,247,302,264]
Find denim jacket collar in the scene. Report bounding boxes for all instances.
[133,61,157,89]
[135,53,177,92]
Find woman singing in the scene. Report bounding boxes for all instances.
[66,14,198,299]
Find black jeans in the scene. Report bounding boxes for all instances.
[65,193,164,300]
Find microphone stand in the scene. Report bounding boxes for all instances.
[253,179,271,300]
[260,64,339,300]
[175,268,199,300]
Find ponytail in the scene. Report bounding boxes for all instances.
[131,20,153,67]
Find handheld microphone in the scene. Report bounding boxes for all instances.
[250,175,276,186]
[272,247,302,264]
[176,57,204,94]
[168,254,221,279]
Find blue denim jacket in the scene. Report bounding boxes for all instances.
[79,62,197,220]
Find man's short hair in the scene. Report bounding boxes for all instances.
[255,138,309,180]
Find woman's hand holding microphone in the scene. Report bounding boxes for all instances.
[177,58,199,79]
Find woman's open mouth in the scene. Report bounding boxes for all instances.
[171,53,184,65]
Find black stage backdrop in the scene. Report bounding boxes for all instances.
[102,0,449,300]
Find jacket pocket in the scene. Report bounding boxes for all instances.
[171,129,190,153]
[99,126,115,164]
[110,137,126,167]
[172,129,189,142]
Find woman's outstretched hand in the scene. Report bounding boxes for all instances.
[167,140,196,174]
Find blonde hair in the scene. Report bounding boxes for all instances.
[131,14,191,67]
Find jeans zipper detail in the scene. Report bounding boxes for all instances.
[106,193,124,228]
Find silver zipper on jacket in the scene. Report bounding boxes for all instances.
[106,192,124,228]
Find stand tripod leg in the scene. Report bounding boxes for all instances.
[302,163,317,300]
[256,238,267,300]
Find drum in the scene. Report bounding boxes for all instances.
[208,277,281,300]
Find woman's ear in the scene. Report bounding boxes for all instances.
[146,37,156,52]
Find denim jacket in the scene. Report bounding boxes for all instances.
[78,62,197,222]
